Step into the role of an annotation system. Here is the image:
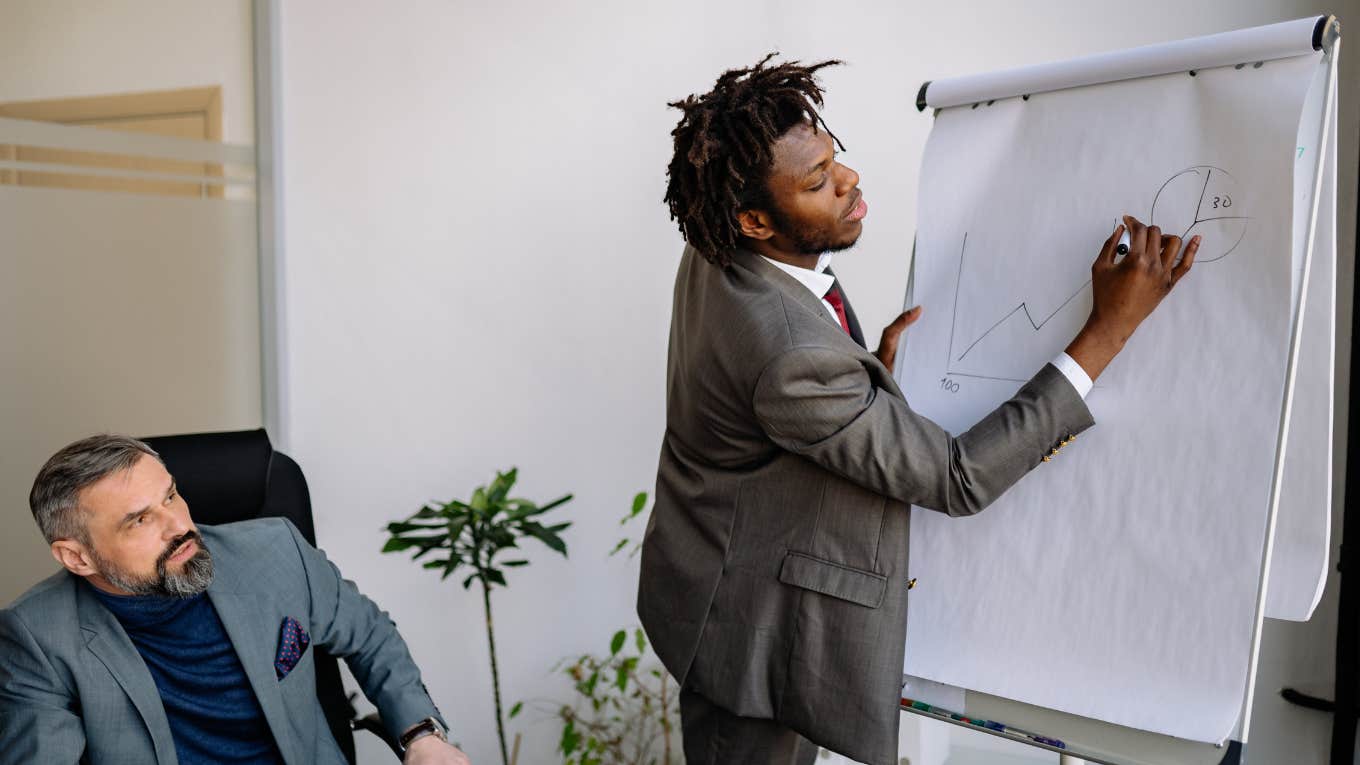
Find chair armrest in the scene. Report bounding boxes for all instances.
[351,712,404,761]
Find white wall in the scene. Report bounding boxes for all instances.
[275,2,1358,763]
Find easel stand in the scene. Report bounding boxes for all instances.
[899,15,1340,765]
[1235,12,1339,754]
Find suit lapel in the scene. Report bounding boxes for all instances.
[208,578,299,765]
[734,250,845,334]
[824,267,867,349]
[77,583,178,765]
[736,251,907,399]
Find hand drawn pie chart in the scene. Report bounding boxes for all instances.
[1149,165,1249,263]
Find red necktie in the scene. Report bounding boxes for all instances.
[823,283,852,336]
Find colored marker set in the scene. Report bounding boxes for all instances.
[902,698,1067,750]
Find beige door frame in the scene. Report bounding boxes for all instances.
[0,86,224,197]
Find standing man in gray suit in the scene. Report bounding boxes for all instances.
[0,434,471,765]
[638,56,1199,765]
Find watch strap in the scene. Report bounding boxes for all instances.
[398,716,446,752]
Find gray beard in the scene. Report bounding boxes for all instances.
[92,537,214,598]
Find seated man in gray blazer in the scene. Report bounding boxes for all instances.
[0,434,471,765]
[639,56,1199,765]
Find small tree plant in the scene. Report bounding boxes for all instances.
[383,468,572,765]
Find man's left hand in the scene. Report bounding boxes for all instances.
[404,735,471,765]
[874,305,923,371]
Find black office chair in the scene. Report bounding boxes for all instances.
[140,428,402,763]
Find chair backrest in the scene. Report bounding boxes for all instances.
[140,428,357,765]
[140,429,317,543]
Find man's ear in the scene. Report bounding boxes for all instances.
[736,209,776,241]
[51,540,98,577]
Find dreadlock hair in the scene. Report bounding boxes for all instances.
[664,54,845,268]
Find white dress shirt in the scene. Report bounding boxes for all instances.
[759,254,1093,399]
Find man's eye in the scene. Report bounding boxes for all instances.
[810,179,827,192]
[134,514,147,525]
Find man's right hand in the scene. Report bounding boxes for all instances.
[1065,215,1199,381]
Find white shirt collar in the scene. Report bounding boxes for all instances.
[760,253,836,301]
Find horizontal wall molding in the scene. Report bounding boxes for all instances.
[0,116,254,166]
[0,159,254,188]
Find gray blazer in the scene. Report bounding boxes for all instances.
[0,518,443,765]
[638,246,1094,765]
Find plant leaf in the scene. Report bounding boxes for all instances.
[559,719,578,755]
[409,537,452,561]
[523,524,568,556]
[536,493,574,514]
[502,559,530,567]
[608,538,628,556]
[508,701,523,719]
[629,492,647,518]
[609,630,626,656]
[382,537,422,553]
[484,568,507,587]
[488,468,517,505]
[385,520,446,534]
[635,628,646,654]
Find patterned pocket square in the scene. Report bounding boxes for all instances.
[274,616,311,680]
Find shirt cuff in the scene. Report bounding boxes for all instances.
[1050,352,1093,399]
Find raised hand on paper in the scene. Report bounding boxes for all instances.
[1065,214,1200,381]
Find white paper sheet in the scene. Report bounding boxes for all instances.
[1268,55,1337,621]
[897,53,1321,743]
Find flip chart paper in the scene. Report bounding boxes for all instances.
[898,52,1321,743]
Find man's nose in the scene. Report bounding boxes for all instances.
[163,511,193,540]
[837,163,860,193]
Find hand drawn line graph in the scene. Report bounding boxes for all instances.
[941,166,1250,383]
[943,233,1089,384]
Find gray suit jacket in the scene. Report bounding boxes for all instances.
[638,246,1094,765]
[0,518,442,765]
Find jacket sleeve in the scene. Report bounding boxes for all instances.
[279,520,447,743]
[0,609,85,765]
[752,345,1095,516]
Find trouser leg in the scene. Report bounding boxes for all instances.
[679,686,819,765]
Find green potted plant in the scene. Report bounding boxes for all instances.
[512,492,680,765]
[383,468,572,765]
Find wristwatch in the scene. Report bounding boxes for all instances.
[399,716,448,752]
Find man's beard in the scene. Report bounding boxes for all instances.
[766,202,861,257]
[91,530,214,598]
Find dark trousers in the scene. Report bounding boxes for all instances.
[679,686,820,765]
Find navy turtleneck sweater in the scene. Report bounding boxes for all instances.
[90,585,284,765]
